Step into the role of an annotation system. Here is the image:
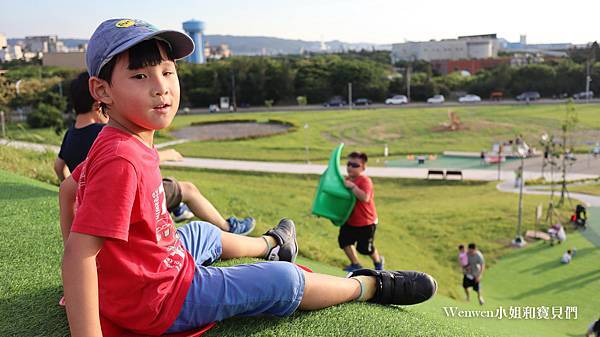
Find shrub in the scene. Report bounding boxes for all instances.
[27,103,63,129]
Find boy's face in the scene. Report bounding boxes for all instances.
[103,44,179,132]
[347,158,365,178]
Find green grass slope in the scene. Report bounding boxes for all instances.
[0,169,492,337]
[416,233,599,337]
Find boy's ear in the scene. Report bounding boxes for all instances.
[88,76,113,106]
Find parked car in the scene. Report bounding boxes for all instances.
[490,91,503,101]
[353,98,372,106]
[323,96,347,107]
[458,94,482,103]
[208,104,220,113]
[427,94,445,104]
[573,91,594,100]
[516,91,541,101]
[385,95,408,105]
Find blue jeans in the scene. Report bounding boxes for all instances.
[166,221,305,333]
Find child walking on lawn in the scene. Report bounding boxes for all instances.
[339,151,385,272]
[60,18,437,336]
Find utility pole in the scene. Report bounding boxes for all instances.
[497,145,502,181]
[585,60,591,104]
[406,64,412,102]
[231,72,237,112]
[0,111,6,139]
[348,82,352,110]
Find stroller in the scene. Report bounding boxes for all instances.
[570,204,587,229]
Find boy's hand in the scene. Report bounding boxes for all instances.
[158,149,183,162]
[344,179,356,189]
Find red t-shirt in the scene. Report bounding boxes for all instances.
[70,126,194,335]
[346,174,378,227]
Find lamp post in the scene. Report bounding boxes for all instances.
[513,143,529,247]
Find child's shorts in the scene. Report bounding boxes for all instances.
[162,176,183,212]
[338,224,377,255]
[167,221,305,333]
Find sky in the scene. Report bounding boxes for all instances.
[1,0,598,45]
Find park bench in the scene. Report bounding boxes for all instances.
[445,170,463,180]
[427,170,445,179]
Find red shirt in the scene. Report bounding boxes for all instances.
[70,126,194,335]
[346,174,378,227]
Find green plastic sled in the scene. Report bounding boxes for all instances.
[311,143,356,226]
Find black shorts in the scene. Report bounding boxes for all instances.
[462,275,480,292]
[338,224,376,255]
[163,176,182,212]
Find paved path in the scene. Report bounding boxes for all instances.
[163,157,598,182]
[3,138,597,182]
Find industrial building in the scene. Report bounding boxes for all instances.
[391,34,500,63]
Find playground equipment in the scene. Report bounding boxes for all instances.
[312,143,356,226]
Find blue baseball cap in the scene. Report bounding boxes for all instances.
[86,18,195,77]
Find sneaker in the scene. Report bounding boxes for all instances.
[478,296,485,305]
[264,218,298,262]
[348,269,437,305]
[343,263,364,273]
[227,216,256,236]
[374,256,385,271]
[172,203,194,222]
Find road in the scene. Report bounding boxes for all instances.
[179,98,600,115]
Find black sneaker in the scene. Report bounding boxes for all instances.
[348,269,437,305]
[264,218,298,262]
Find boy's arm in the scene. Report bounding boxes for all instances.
[54,157,71,182]
[344,179,370,202]
[62,232,104,337]
[59,176,78,245]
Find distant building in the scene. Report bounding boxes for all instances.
[42,51,86,69]
[431,57,510,75]
[205,43,231,60]
[0,33,7,50]
[24,35,67,53]
[0,45,23,62]
[391,34,499,62]
[498,34,571,57]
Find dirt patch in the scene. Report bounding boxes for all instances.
[171,121,292,141]
[431,120,514,133]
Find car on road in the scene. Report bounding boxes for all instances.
[323,96,347,107]
[573,91,594,100]
[208,104,220,113]
[353,98,372,106]
[458,94,482,103]
[516,91,541,101]
[385,95,408,105]
[427,94,445,104]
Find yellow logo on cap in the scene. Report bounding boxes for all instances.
[115,19,136,28]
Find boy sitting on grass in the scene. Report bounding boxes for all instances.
[60,18,437,336]
[55,71,255,235]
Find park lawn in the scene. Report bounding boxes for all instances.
[1,168,595,337]
[0,154,594,336]
[413,232,600,337]
[159,166,560,301]
[568,182,600,196]
[0,169,491,337]
[165,103,600,162]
